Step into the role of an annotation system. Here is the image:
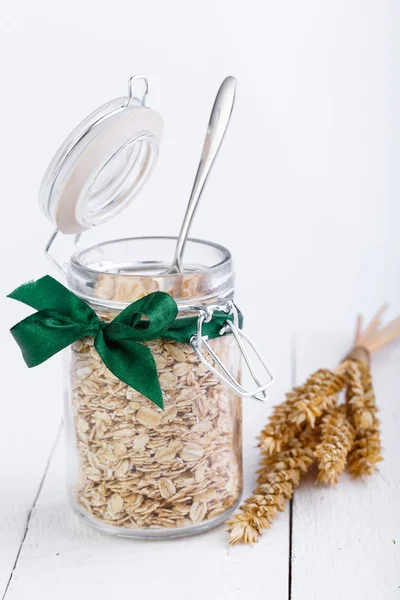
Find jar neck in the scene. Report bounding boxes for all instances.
[67,236,235,312]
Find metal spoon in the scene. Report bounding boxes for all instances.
[164,76,236,274]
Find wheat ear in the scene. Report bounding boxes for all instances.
[258,370,346,455]
[227,429,317,545]
[315,404,355,484]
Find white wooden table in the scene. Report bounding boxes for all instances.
[1,329,399,600]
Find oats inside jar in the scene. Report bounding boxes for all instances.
[68,334,242,533]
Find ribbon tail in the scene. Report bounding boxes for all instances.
[95,333,164,409]
[10,310,89,367]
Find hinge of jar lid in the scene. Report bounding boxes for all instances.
[45,228,82,279]
[188,301,275,402]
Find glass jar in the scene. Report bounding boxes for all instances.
[64,237,243,538]
[15,75,274,539]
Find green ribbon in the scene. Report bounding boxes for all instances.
[8,275,238,409]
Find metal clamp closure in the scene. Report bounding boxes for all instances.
[188,300,275,402]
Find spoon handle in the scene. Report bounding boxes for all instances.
[171,76,236,272]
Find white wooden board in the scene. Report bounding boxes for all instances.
[291,332,400,600]
[0,342,62,599]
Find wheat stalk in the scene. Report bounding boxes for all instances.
[227,305,399,545]
[346,360,382,476]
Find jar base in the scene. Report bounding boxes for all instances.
[70,496,242,539]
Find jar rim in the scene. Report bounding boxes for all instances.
[70,235,232,277]
[67,236,234,309]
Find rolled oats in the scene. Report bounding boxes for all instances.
[158,478,176,499]
[68,331,242,533]
[136,407,162,428]
[189,501,207,523]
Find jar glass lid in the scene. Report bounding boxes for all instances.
[39,75,163,234]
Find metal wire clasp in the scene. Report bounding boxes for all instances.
[189,301,275,402]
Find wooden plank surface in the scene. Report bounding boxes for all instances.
[0,345,62,599]
[3,329,399,599]
[291,331,400,600]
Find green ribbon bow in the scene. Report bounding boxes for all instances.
[8,276,238,409]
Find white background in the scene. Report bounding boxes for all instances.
[0,1,399,599]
